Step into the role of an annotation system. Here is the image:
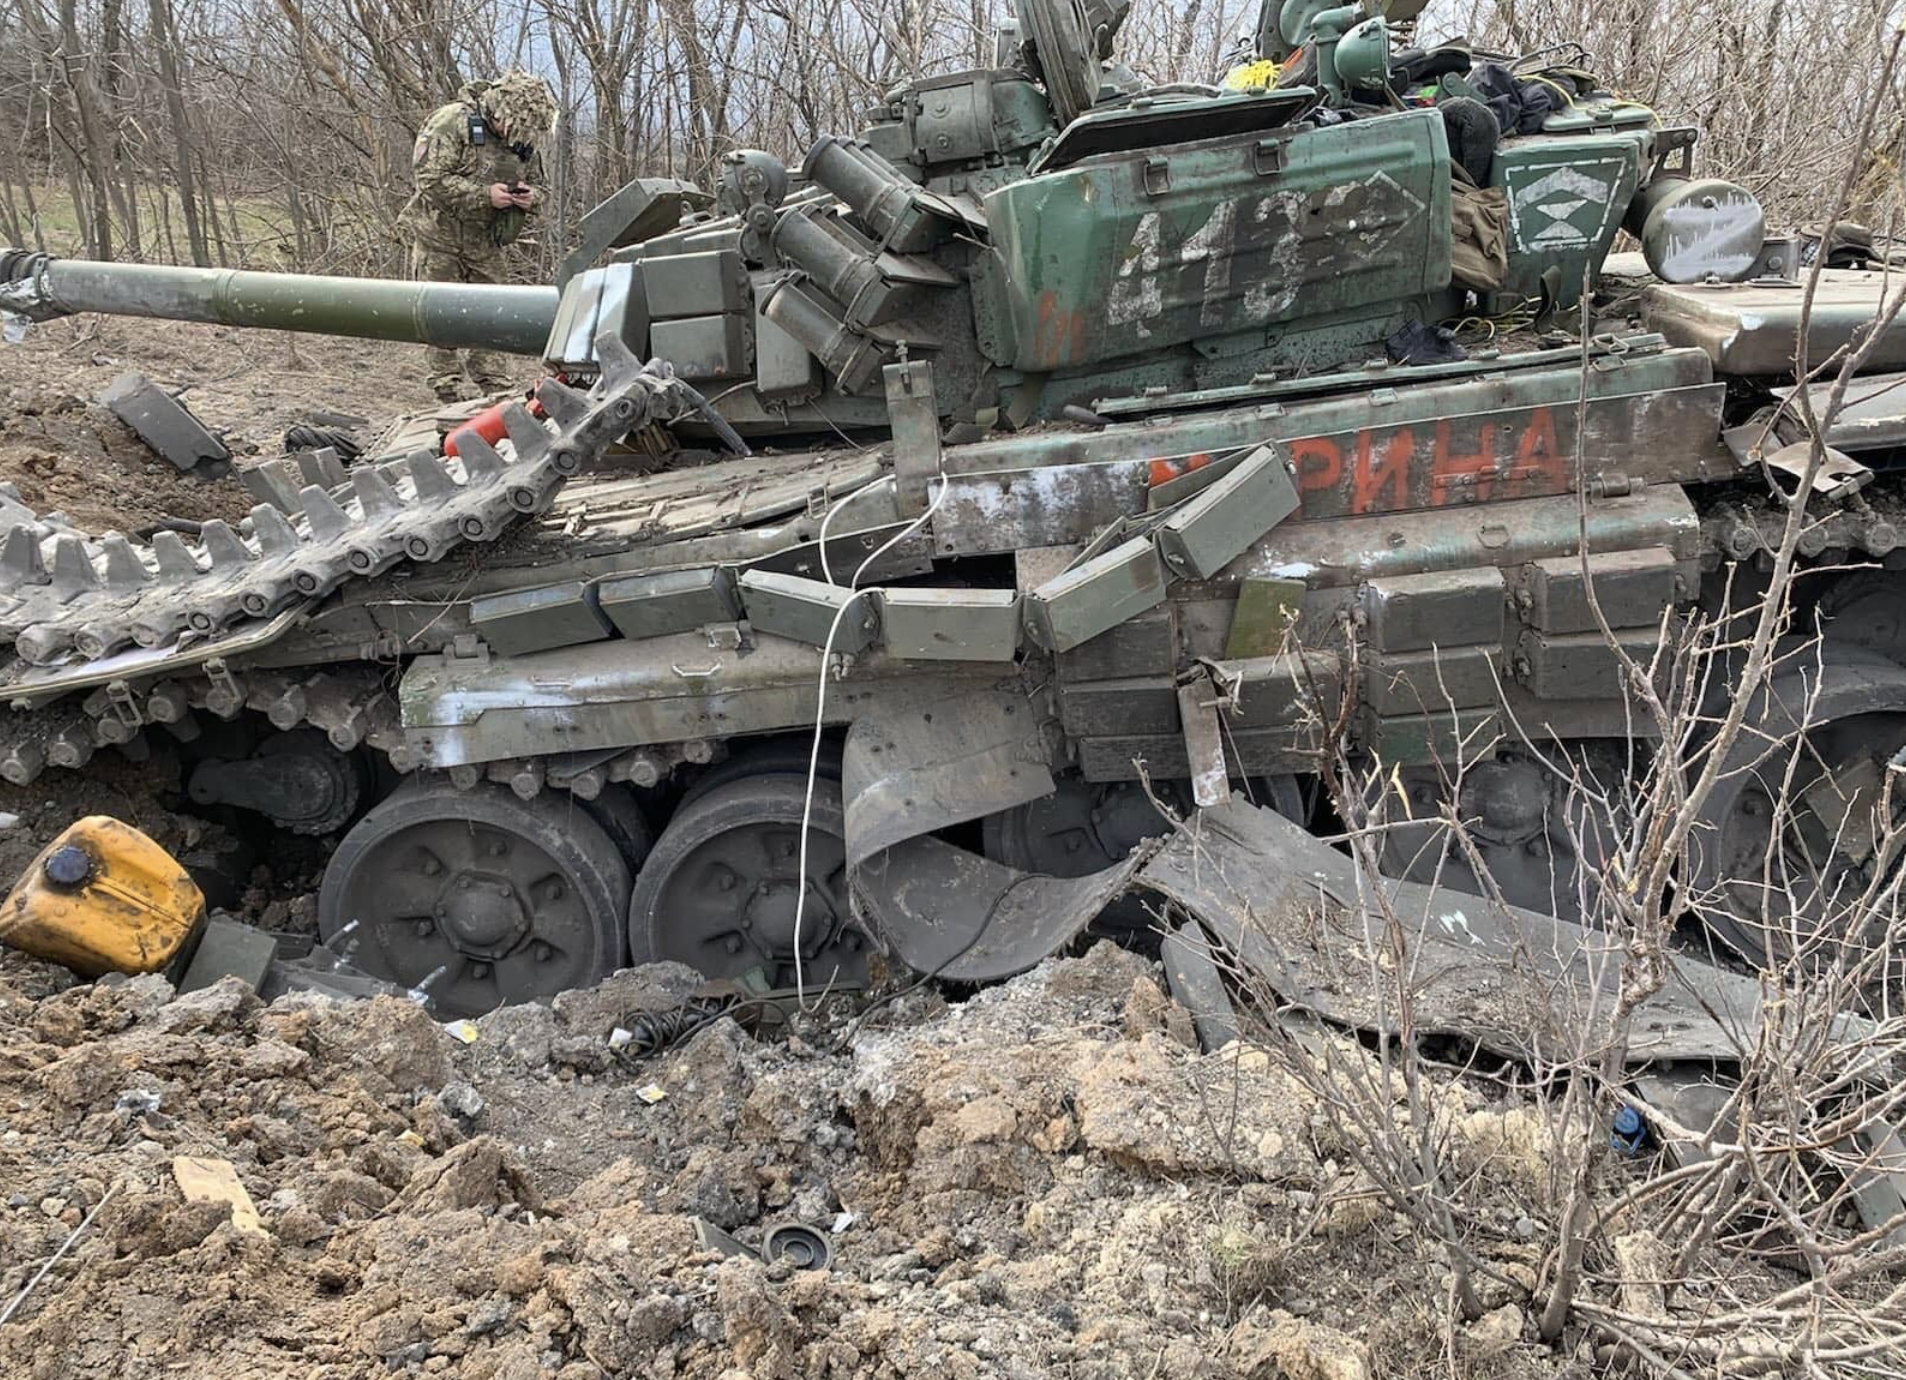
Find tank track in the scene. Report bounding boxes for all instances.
[0,338,679,667]
[0,339,691,788]
[0,650,707,810]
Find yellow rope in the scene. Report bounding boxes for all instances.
[1222,57,1284,92]
[1447,304,1541,341]
[1525,73,1579,108]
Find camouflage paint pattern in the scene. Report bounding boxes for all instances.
[404,87,547,393]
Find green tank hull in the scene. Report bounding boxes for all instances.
[0,0,1899,1025]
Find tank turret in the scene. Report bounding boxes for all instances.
[9,0,1773,434]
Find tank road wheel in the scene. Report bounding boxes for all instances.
[318,780,632,1017]
[576,784,656,872]
[1688,649,1906,979]
[678,738,841,809]
[629,774,871,988]
[982,774,1305,939]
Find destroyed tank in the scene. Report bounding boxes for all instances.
[2,0,1903,1017]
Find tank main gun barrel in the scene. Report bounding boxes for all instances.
[0,250,560,355]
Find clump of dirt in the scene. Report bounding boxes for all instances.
[0,314,444,535]
[0,740,284,928]
[0,941,1580,1380]
[0,746,210,890]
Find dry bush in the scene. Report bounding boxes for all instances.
[1163,24,1906,1374]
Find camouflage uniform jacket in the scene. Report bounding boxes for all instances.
[401,83,540,261]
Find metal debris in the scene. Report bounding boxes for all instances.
[1137,798,1838,1064]
[1160,920,1241,1054]
[761,1220,833,1271]
[0,1182,120,1326]
[101,372,230,476]
[688,1217,836,1271]
[176,915,277,995]
[691,1217,755,1261]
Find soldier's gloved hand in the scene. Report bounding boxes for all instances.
[488,183,519,209]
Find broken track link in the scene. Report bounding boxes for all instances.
[0,338,686,670]
[0,647,407,791]
[0,651,704,804]
[0,341,697,793]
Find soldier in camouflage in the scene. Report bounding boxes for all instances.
[402,71,559,402]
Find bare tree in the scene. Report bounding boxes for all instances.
[0,0,1262,270]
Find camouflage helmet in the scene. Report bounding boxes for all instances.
[480,71,558,140]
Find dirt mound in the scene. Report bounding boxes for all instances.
[0,314,442,535]
[0,744,225,889]
[0,942,1570,1379]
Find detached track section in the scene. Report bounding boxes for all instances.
[0,339,695,788]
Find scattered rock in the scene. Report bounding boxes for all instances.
[627,1292,689,1347]
[398,1136,540,1214]
[549,962,707,1040]
[1465,1303,1525,1353]
[308,1169,396,1222]
[1230,1310,1373,1380]
[1046,939,1154,1003]
[952,1094,1018,1145]
[237,1037,309,1079]
[149,976,260,1036]
[478,1003,557,1070]
[1614,1230,1671,1321]
[664,1147,761,1229]
[1321,1172,1385,1237]
[438,1080,485,1122]
[1452,1105,1552,1197]
[321,995,451,1093]
[1075,1037,1315,1181]
[114,1088,163,1117]
[716,1259,804,1377]
[1120,973,1179,1041]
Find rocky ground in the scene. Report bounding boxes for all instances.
[0,937,1591,1380]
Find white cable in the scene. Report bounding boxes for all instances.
[815,476,897,587]
[791,473,950,1006]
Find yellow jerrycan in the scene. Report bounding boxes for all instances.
[0,816,206,976]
